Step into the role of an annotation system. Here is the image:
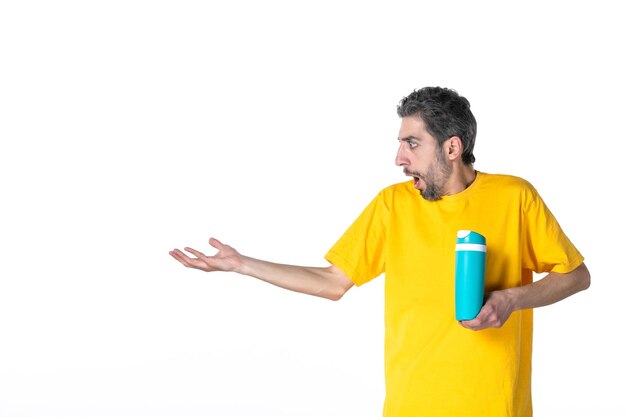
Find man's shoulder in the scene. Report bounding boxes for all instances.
[478,172,539,200]
[378,180,416,199]
[360,181,416,211]
[480,172,531,185]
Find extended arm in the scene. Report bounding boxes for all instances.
[460,262,590,331]
[169,238,354,301]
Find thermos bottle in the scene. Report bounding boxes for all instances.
[455,230,487,321]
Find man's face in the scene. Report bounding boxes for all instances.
[395,116,452,201]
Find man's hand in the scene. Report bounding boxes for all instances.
[459,290,515,331]
[169,237,243,273]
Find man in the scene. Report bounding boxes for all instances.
[169,87,590,417]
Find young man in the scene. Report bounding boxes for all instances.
[170,87,590,417]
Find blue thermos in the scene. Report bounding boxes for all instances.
[455,230,487,321]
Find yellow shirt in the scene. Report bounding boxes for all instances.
[325,172,583,417]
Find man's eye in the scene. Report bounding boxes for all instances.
[409,142,418,149]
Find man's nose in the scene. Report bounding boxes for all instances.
[395,145,408,167]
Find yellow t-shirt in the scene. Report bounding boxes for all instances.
[325,172,583,417]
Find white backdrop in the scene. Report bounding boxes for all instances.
[1,1,623,416]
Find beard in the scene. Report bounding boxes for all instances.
[406,147,452,201]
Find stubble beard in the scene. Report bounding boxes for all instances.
[417,147,452,201]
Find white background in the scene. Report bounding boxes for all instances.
[0,1,623,416]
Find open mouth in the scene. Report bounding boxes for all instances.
[403,169,422,189]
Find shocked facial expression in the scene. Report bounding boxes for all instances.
[395,116,452,201]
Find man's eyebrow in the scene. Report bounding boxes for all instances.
[398,135,422,142]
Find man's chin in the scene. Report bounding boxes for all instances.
[419,186,443,201]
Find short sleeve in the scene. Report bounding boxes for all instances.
[324,192,389,286]
[522,186,584,274]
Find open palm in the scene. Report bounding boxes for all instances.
[169,238,243,273]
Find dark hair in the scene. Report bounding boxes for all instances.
[397,87,477,165]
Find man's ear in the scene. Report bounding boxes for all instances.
[446,136,463,161]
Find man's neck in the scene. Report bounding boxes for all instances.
[445,165,476,196]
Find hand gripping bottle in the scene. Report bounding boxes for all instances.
[455,230,487,321]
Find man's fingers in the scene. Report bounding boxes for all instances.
[463,316,481,327]
[458,309,489,330]
[461,320,485,331]
[169,248,209,270]
[459,319,478,330]
[208,237,224,250]
[170,249,193,267]
[170,241,231,272]
[184,247,211,262]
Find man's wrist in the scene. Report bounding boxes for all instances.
[236,255,254,276]
[502,286,524,312]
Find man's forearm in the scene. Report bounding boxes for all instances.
[238,256,353,301]
[507,262,591,311]
[460,262,590,330]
